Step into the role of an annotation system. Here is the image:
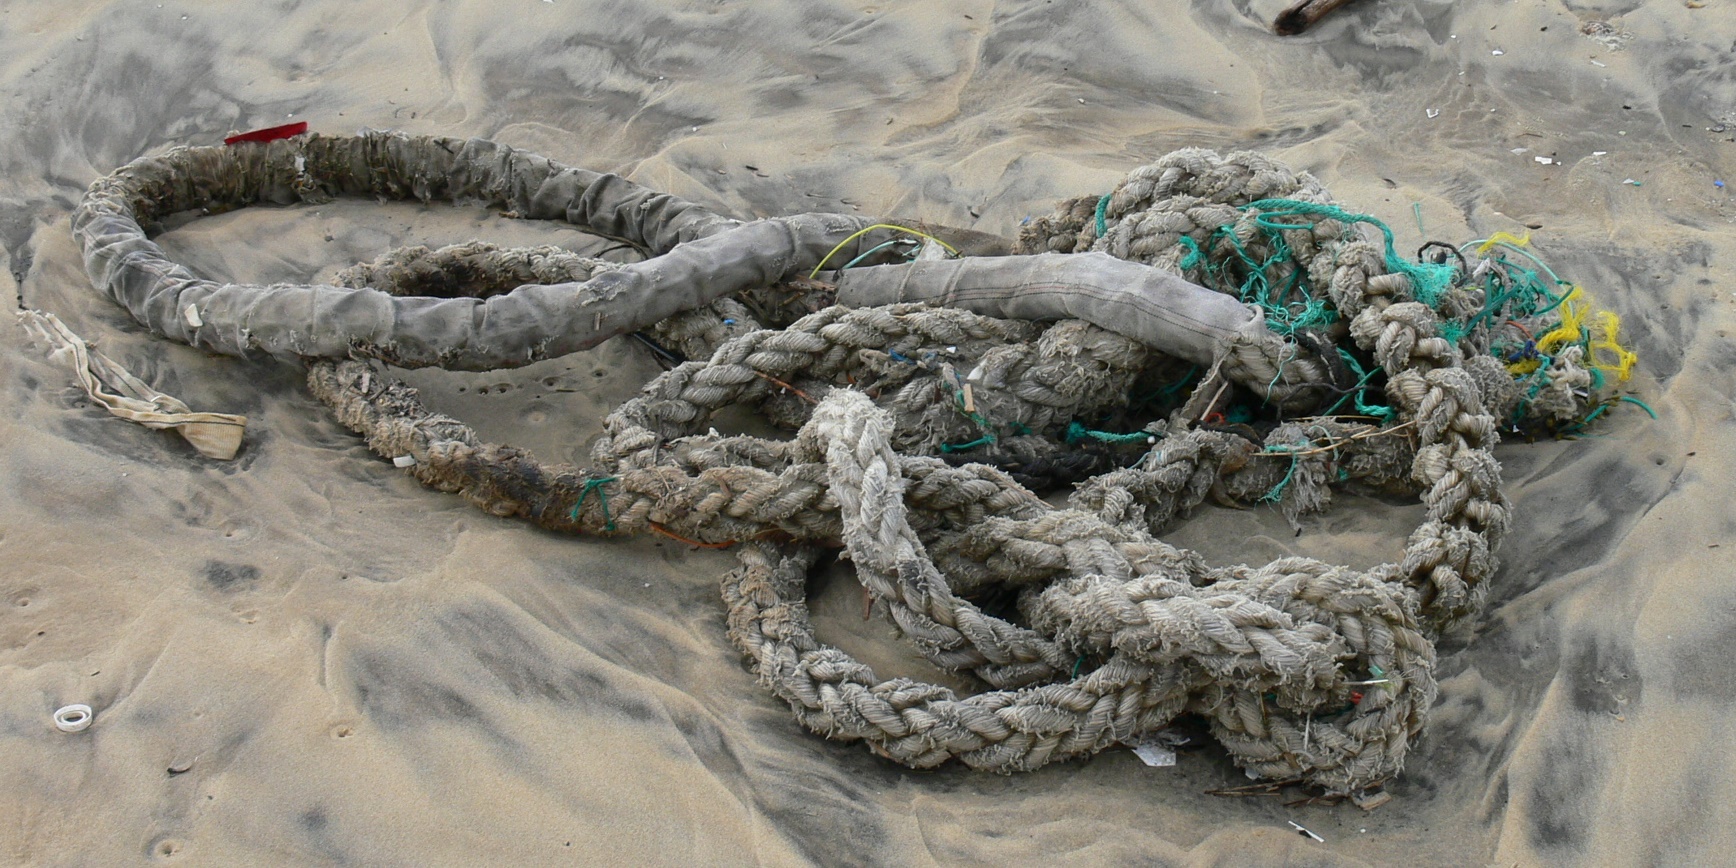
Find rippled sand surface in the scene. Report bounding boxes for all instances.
[2,1,1733,864]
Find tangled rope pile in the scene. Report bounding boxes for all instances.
[69,132,1638,797]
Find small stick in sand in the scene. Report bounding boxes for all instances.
[1206,777,1304,797]
[1273,0,1364,36]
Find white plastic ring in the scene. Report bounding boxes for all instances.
[53,704,93,733]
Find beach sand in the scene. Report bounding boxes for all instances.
[2,0,1734,864]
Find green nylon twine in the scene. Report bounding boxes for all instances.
[1065,422,1154,445]
[1241,198,1458,307]
[940,435,995,453]
[1261,448,1302,504]
[571,475,619,531]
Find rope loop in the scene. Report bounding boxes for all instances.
[69,134,1643,796]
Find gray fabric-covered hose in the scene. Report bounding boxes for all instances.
[829,253,1333,408]
[71,131,884,370]
[831,252,1261,369]
[74,131,1334,398]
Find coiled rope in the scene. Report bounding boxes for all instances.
[70,133,1635,797]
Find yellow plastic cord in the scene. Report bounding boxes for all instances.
[1478,233,1638,383]
[807,223,960,279]
[1585,307,1637,381]
[1533,285,1588,357]
[1475,230,1531,256]
[1509,285,1638,382]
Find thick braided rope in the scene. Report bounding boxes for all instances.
[322,148,1491,645]
[305,296,1414,553]
[307,356,1087,690]
[1017,148,1512,624]
[1023,148,1598,435]
[76,136,1512,793]
[304,342,1457,787]
[587,305,1162,457]
[1017,148,1330,259]
[726,541,1178,772]
[746,149,1508,783]
[301,240,1491,794]
[717,390,1434,788]
[337,234,1340,418]
[332,239,1151,460]
[306,338,1447,790]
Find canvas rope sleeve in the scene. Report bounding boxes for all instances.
[830,253,1331,409]
[71,131,889,370]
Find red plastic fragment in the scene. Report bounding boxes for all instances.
[224,121,310,146]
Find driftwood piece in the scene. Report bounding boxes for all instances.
[1274,0,1363,35]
